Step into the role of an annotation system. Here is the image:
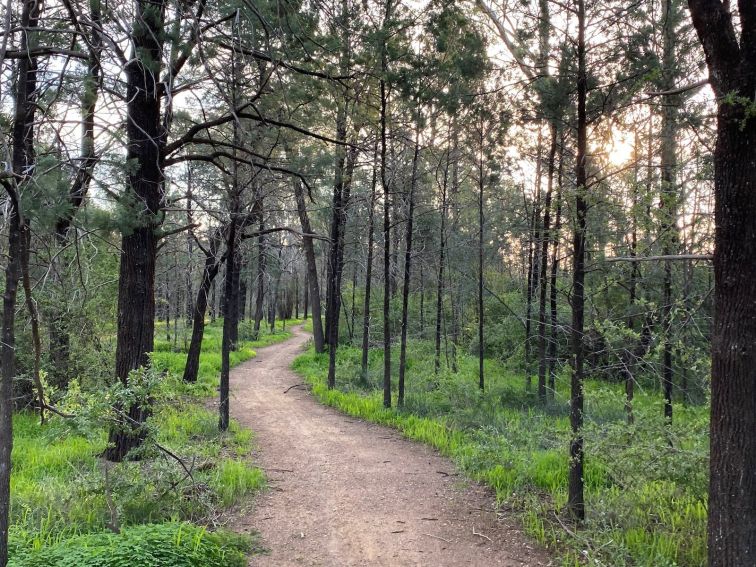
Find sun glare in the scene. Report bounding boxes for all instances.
[607,132,635,166]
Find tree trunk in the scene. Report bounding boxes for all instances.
[104,0,166,462]
[219,220,238,432]
[381,0,393,408]
[361,141,379,380]
[0,205,22,567]
[477,114,486,391]
[253,218,266,340]
[537,124,558,403]
[293,178,324,351]
[398,127,420,406]
[567,0,586,521]
[183,234,223,383]
[687,2,756,561]
[525,128,544,393]
[659,0,680,423]
[547,134,564,398]
[434,148,449,375]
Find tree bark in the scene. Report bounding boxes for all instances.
[381,0,393,408]
[537,124,558,403]
[687,2,756,562]
[104,0,167,462]
[398,126,420,406]
[434,147,449,375]
[183,232,223,383]
[659,0,680,423]
[567,0,587,521]
[219,220,238,431]
[361,141,379,380]
[293,178,324,351]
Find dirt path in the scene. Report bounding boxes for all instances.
[231,326,550,566]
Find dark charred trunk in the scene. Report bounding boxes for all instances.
[567,0,586,521]
[104,0,166,462]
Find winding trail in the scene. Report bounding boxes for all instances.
[231,325,550,566]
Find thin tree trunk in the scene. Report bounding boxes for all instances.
[525,128,544,392]
[293,177,324,351]
[547,154,563,398]
[435,148,450,375]
[361,140,379,380]
[183,234,223,383]
[478,126,485,391]
[659,0,679,423]
[219,220,238,431]
[253,217,266,340]
[537,124,558,403]
[398,125,420,406]
[381,0,393,408]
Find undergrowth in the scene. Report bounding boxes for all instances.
[9,318,298,564]
[293,340,708,567]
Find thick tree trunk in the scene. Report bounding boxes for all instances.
[0,17,32,539]
[706,106,756,567]
[684,9,756,557]
[104,0,166,462]
[567,0,586,521]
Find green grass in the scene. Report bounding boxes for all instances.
[8,318,300,564]
[8,522,254,567]
[293,341,708,567]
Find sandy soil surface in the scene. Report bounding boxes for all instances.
[230,325,551,566]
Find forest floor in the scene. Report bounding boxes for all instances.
[230,326,551,566]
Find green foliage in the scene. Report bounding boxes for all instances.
[8,523,252,567]
[293,341,708,567]
[7,319,296,563]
